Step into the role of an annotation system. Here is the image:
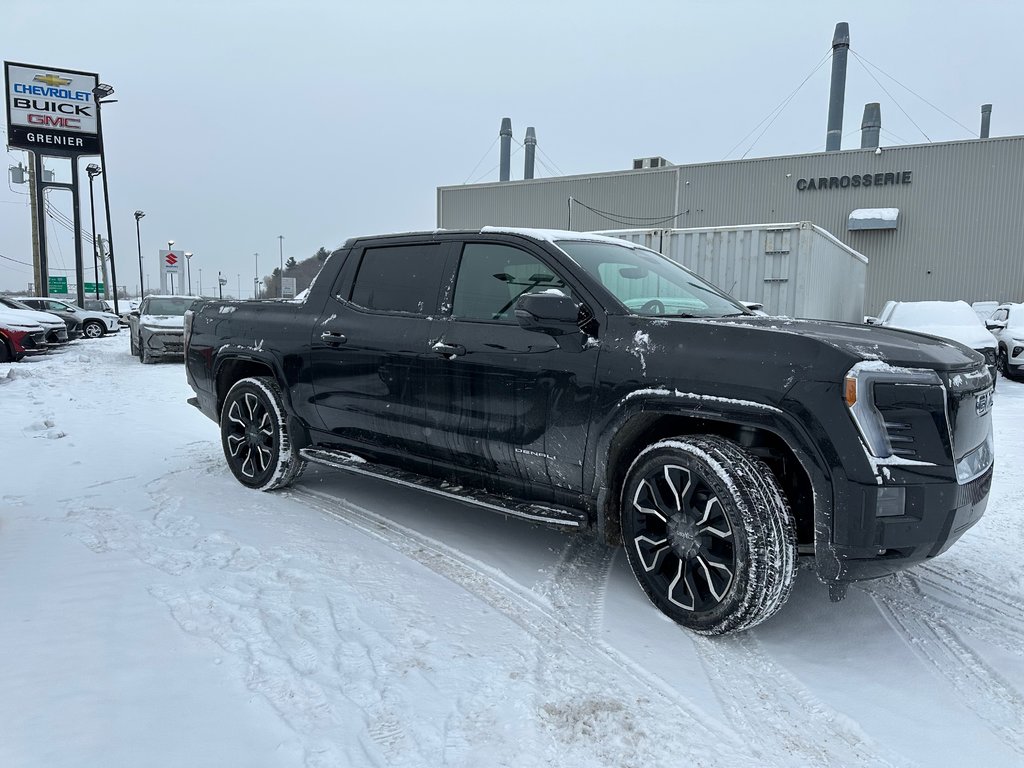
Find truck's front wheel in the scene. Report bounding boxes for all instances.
[220,376,306,491]
[620,435,797,635]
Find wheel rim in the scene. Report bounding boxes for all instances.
[224,391,276,479]
[630,464,735,612]
[998,350,1007,374]
[84,323,102,338]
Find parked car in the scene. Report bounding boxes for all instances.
[0,310,48,361]
[15,297,120,339]
[867,300,997,382]
[184,228,994,635]
[83,298,131,327]
[130,294,199,363]
[986,302,1024,380]
[0,296,73,344]
[971,300,1000,325]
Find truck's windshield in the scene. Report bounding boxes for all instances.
[555,239,749,318]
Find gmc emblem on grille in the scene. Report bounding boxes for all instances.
[976,389,993,417]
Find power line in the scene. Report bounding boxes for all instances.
[571,197,690,228]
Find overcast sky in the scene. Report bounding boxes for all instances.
[2,0,1021,297]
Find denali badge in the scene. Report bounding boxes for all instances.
[976,389,993,418]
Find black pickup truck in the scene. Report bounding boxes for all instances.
[184,228,994,634]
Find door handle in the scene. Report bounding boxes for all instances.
[321,331,347,346]
[431,341,465,358]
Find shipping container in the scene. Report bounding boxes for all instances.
[593,222,868,323]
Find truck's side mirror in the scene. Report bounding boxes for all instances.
[985,320,1006,331]
[514,292,581,336]
[864,316,880,325]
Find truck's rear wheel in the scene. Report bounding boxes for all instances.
[620,435,797,635]
[220,376,306,491]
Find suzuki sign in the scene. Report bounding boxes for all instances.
[161,250,181,274]
[5,61,101,156]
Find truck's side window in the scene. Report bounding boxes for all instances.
[349,244,447,315]
[451,243,571,322]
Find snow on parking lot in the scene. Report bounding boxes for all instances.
[2,334,1024,767]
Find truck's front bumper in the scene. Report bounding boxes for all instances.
[829,466,993,582]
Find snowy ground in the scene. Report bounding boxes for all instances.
[2,335,1023,768]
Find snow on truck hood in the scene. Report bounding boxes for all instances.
[140,314,186,329]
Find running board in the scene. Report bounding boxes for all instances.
[299,448,588,531]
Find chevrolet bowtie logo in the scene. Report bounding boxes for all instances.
[33,73,73,87]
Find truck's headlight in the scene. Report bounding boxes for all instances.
[844,361,942,458]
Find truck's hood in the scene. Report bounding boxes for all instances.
[140,314,185,330]
[711,316,981,371]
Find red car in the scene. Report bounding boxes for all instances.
[0,313,48,362]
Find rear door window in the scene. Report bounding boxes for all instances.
[349,244,448,315]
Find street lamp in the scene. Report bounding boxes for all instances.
[167,239,175,294]
[185,251,193,296]
[92,82,120,313]
[278,234,284,297]
[198,267,203,297]
[86,164,102,299]
[134,211,145,298]
[254,252,259,299]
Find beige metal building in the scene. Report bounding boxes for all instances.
[437,135,1024,314]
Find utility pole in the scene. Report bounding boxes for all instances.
[27,158,42,293]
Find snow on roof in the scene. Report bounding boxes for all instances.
[849,207,900,221]
[479,226,641,247]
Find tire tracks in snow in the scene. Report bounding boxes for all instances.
[294,486,758,767]
[530,530,908,767]
[863,571,1024,757]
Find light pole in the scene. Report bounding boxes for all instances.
[278,234,284,297]
[185,251,193,295]
[86,164,102,299]
[93,82,120,314]
[167,239,175,294]
[198,267,203,297]
[254,252,259,299]
[218,270,223,299]
[134,210,145,298]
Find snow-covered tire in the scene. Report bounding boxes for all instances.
[620,435,797,635]
[0,335,11,363]
[220,376,306,491]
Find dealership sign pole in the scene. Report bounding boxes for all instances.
[5,61,101,306]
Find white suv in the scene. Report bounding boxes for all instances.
[15,297,120,339]
[986,303,1024,380]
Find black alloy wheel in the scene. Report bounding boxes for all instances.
[997,348,1008,376]
[0,336,11,363]
[219,377,306,491]
[83,320,104,339]
[621,435,797,635]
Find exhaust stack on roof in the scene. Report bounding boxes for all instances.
[499,117,512,181]
[826,22,850,152]
[981,104,992,138]
[860,103,881,149]
[524,127,536,179]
